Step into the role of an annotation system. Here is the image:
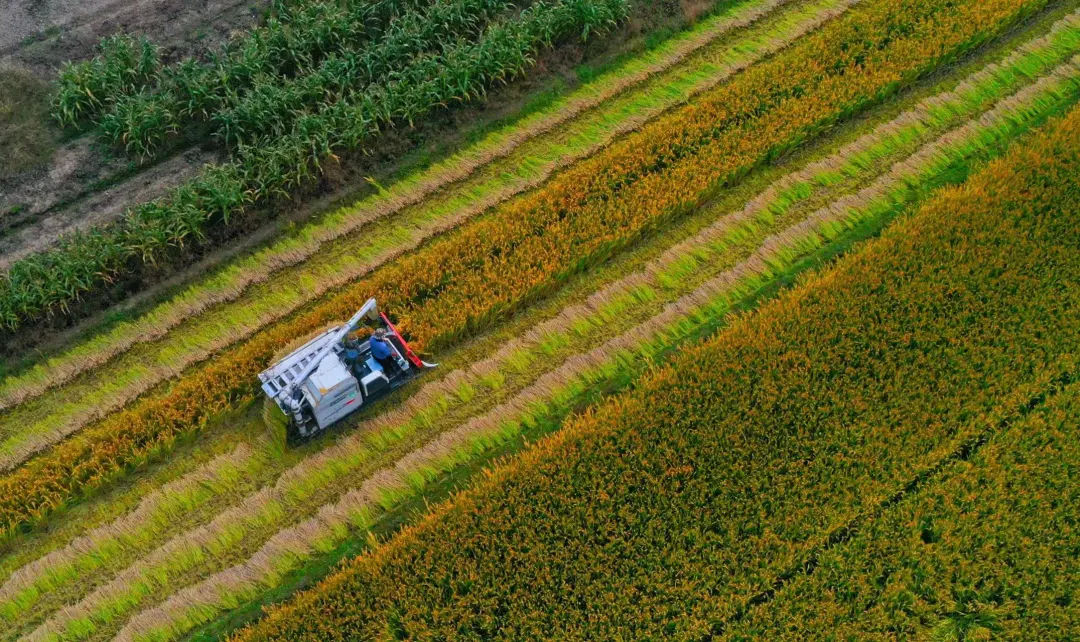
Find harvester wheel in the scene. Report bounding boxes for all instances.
[260,322,346,450]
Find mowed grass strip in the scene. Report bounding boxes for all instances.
[0,0,1051,540]
[230,101,1080,641]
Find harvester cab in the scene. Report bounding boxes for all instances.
[257,298,435,440]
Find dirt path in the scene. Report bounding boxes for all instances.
[0,0,267,73]
[0,146,216,268]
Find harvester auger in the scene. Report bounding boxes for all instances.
[258,298,436,442]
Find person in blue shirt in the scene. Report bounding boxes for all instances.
[369,328,396,372]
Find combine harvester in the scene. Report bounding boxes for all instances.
[258,298,435,442]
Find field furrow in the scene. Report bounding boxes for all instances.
[15,22,1078,640]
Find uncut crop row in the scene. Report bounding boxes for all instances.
[0,0,630,332]
[230,100,1080,641]
[723,378,1080,639]
[0,0,1047,538]
[8,22,1074,638]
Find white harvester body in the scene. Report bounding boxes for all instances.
[258,298,434,438]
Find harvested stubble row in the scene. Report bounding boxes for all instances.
[114,71,1080,642]
[230,100,1080,641]
[722,379,1080,640]
[0,0,830,465]
[0,0,802,413]
[0,0,630,332]
[0,0,1052,539]
[20,40,1079,642]
[0,445,266,622]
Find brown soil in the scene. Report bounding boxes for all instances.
[0,0,268,250]
[0,0,268,73]
[0,146,217,268]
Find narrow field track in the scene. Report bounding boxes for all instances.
[6,7,1078,637]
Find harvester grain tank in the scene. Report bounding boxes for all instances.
[258,298,435,439]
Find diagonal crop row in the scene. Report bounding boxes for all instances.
[228,99,1080,642]
[0,0,858,471]
[0,445,264,621]
[0,0,631,333]
[0,0,802,414]
[0,0,1050,539]
[19,48,1078,641]
[126,84,1080,642]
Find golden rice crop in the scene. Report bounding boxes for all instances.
[231,101,1080,641]
[0,0,1045,538]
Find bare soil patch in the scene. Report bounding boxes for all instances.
[0,0,269,241]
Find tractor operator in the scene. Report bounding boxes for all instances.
[369,328,396,372]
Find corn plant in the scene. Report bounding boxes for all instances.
[212,0,522,148]
[52,34,160,129]
[92,0,436,156]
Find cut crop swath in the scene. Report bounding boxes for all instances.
[230,102,1080,641]
[0,0,1046,539]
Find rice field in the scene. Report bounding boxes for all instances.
[0,0,1076,638]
